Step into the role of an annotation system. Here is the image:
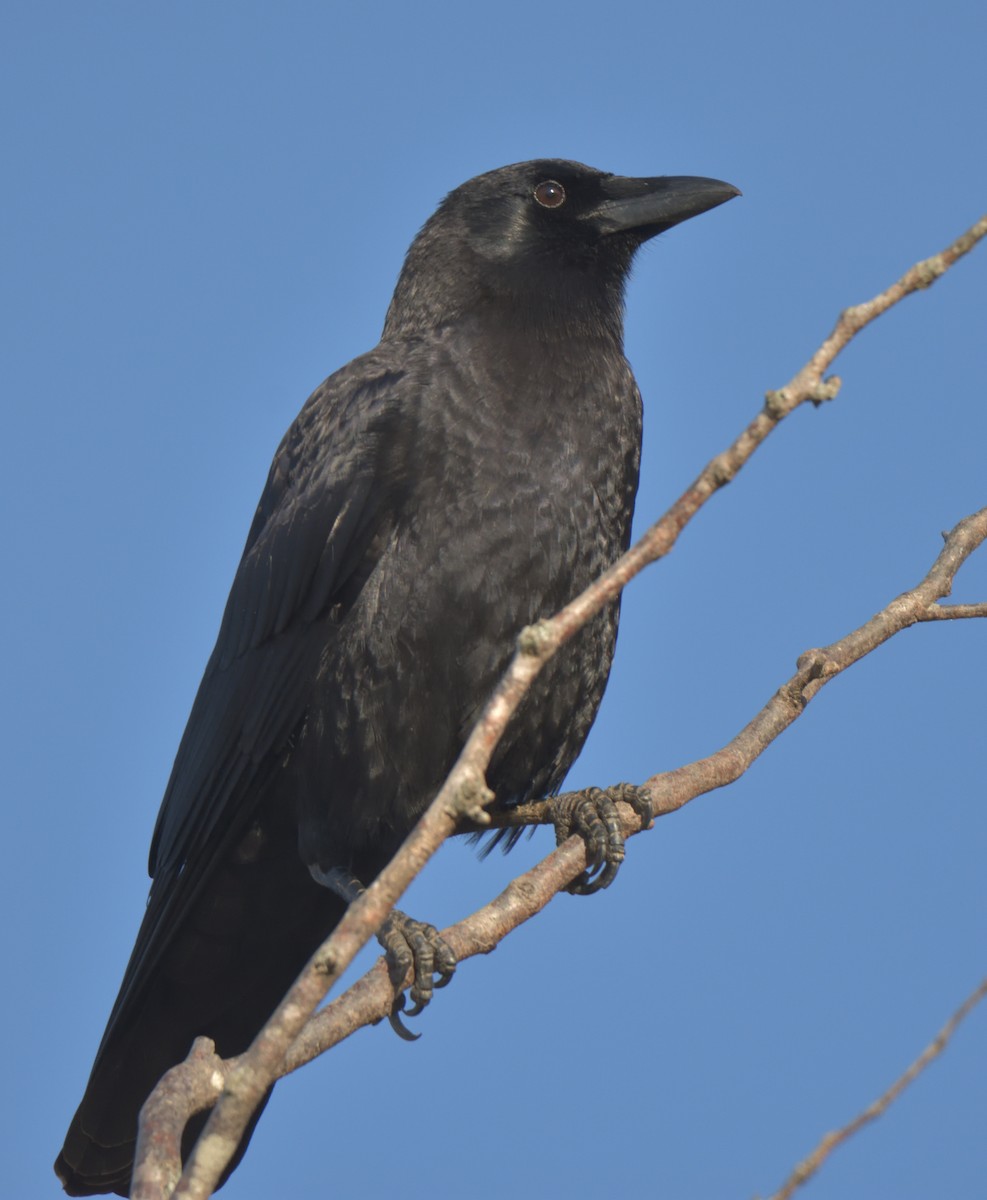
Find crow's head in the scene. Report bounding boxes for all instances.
[384,159,739,339]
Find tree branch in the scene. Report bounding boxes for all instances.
[644,506,987,817]
[480,507,987,831]
[131,1040,226,1200]
[137,211,986,1198]
[765,975,987,1200]
[137,506,987,1198]
[917,601,987,621]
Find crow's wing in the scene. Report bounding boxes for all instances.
[102,352,412,1040]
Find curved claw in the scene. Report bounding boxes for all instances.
[551,783,653,895]
[377,909,457,1038]
[388,993,422,1042]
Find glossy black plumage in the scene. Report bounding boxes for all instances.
[56,160,738,1195]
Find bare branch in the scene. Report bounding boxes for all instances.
[645,506,987,817]
[450,209,987,824]
[135,831,608,1198]
[764,211,987,421]
[765,976,987,1200]
[917,601,987,621]
[131,1039,227,1200]
[137,507,987,1196]
[168,765,486,1199]
[469,507,987,834]
[286,828,600,1070]
[145,212,986,1199]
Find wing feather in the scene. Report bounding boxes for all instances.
[98,354,412,1042]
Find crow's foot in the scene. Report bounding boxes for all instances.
[377,910,456,1040]
[308,864,456,1040]
[550,783,652,896]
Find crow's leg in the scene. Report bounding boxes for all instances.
[309,866,455,1040]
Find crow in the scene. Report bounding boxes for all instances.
[55,159,738,1195]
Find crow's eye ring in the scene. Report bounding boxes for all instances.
[534,180,566,209]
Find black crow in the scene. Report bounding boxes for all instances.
[56,159,738,1195]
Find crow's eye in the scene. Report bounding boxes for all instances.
[533,180,566,209]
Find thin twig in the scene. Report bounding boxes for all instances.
[644,506,987,816]
[918,601,987,620]
[765,976,987,1200]
[154,211,987,1199]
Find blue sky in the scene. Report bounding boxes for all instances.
[4,3,986,1198]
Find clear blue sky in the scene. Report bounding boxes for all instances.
[4,3,986,1198]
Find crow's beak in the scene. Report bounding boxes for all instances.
[586,175,741,237]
